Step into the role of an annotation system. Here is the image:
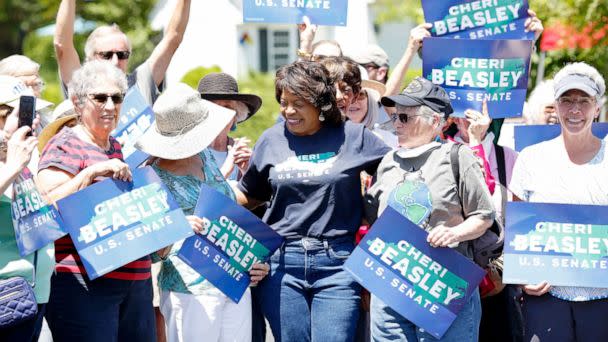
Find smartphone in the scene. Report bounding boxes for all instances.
[18,95,35,136]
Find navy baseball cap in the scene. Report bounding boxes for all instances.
[381,77,454,117]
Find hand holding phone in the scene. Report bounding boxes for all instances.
[18,95,35,136]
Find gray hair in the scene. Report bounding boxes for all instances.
[554,62,606,100]
[84,24,132,61]
[526,79,555,124]
[361,88,380,129]
[417,105,446,129]
[68,61,128,105]
[0,55,40,76]
[229,100,250,122]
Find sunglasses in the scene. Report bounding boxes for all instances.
[390,113,426,123]
[87,93,125,106]
[95,51,131,60]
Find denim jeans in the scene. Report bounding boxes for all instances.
[370,289,481,342]
[45,273,156,342]
[259,236,361,342]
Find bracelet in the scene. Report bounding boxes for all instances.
[297,49,312,59]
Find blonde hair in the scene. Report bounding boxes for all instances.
[0,55,40,77]
[84,24,132,61]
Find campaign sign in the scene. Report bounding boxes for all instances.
[111,87,154,169]
[56,167,193,280]
[514,123,608,151]
[344,207,485,339]
[178,184,284,303]
[423,37,532,118]
[243,0,348,26]
[422,0,534,40]
[11,167,66,256]
[503,202,608,287]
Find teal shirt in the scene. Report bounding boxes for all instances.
[0,195,54,303]
[152,149,236,295]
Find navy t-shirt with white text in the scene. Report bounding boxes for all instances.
[238,121,390,238]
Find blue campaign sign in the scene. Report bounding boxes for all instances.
[243,0,348,26]
[503,202,608,288]
[56,167,193,280]
[177,184,284,303]
[423,37,532,118]
[344,207,485,339]
[422,0,534,40]
[514,123,608,151]
[10,167,66,256]
[111,87,154,169]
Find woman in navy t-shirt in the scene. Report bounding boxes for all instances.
[235,60,390,341]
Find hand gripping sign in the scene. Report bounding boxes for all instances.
[344,207,485,339]
[178,184,284,303]
[56,167,193,280]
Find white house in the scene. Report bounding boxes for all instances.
[151,0,416,85]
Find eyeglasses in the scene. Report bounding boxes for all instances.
[390,113,426,123]
[557,96,595,108]
[95,51,131,60]
[87,93,125,106]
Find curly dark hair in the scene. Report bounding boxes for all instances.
[316,56,362,97]
[275,60,342,125]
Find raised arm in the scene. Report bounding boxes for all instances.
[146,0,191,87]
[54,0,82,85]
[384,23,431,96]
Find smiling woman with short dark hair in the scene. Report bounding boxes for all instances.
[234,60,390,341]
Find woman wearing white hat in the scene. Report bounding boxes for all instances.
[510,62,608,341]
[135,83,269,342]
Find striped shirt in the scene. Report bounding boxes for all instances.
[38,126,151,281]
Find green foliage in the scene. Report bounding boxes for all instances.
[529,0,608,83]
[233,72,280,143]
[5,0,160,105]
[372,0,424,24]
[180,65,224,89]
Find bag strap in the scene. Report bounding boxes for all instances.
[30,251,38,288]
[450,143,461,191]
[494,144,507,187]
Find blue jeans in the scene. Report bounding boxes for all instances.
[370,289,481,342]
[45,273,156,342]
[259,236,361,342]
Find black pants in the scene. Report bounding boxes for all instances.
[479,285,524,342]
[523,293,608,342]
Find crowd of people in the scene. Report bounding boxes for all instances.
[0,1,606,342]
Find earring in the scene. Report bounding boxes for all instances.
[319,113,326,122]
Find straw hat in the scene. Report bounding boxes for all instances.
[37,114,79,153]
[362,80,386,97]
[135,83,235,160]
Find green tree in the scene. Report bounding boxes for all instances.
[0,0,159,103]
